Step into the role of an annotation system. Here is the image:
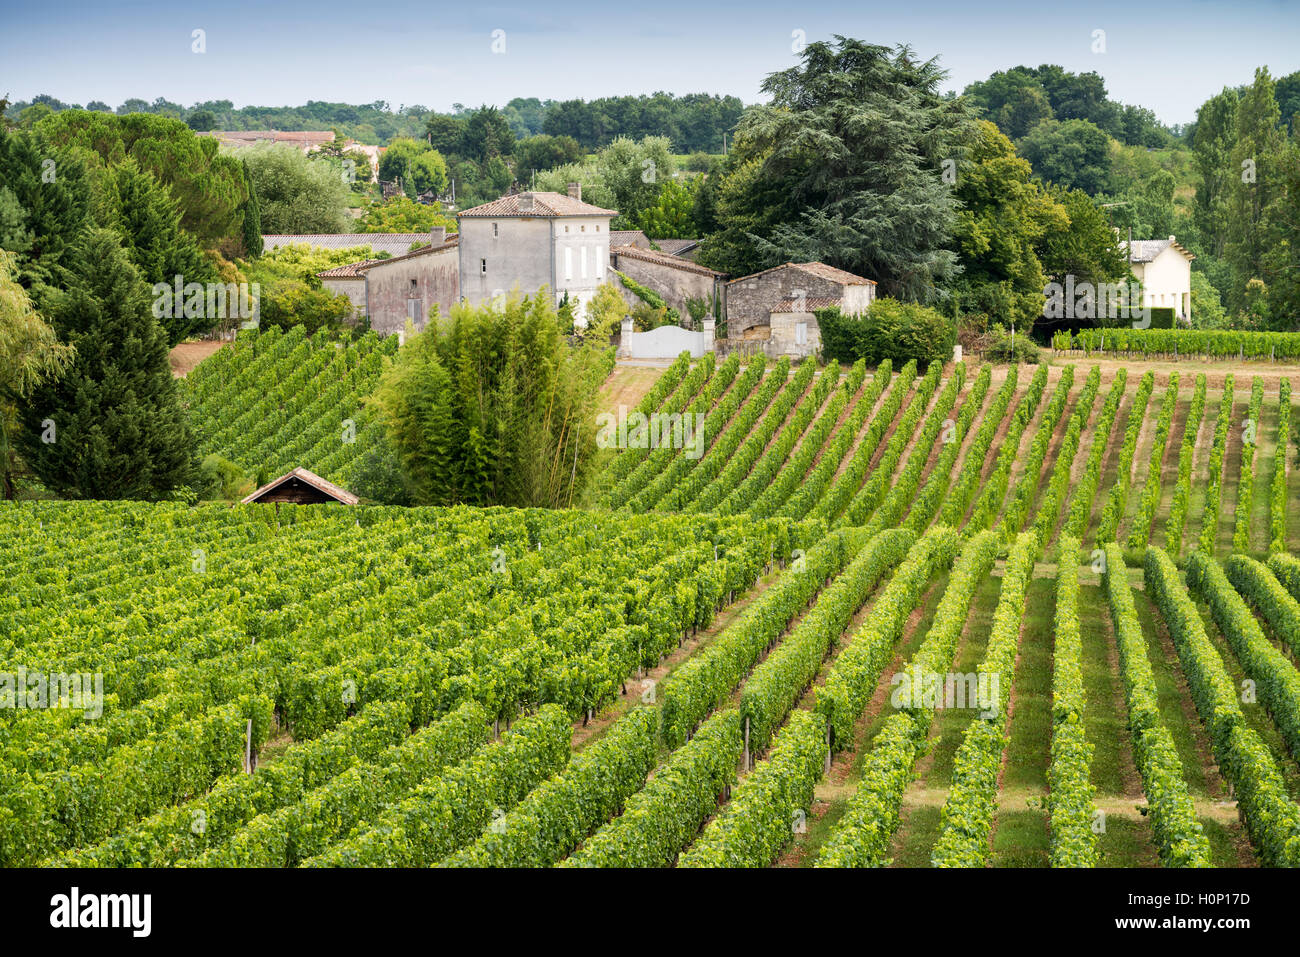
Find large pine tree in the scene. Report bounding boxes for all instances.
[697,37,977,301]
[16,229,197,498]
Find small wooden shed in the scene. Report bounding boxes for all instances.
[241,467,360,506]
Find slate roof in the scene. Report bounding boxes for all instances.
[1123,237,1195,263]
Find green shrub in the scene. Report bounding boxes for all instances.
[260,280,354,334]
[1142,306,1177,329]
[983,323,1042,363]
[817,299,955,367]
[198,454,253,501]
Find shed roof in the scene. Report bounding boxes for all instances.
[241,467,360,505]
[728,261,877,287]
[352,236,458,272]
[317,259,384,278]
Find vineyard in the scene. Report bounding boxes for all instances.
[181,325,397,487]
[1053,327,1300,362]
[5,345,1300,869]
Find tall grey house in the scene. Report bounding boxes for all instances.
[456,185,617,320]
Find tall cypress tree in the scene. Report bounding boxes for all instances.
[240,158,263,258]
[1225,68,1286,318]
[0,126,92,296]
[95,159,215,345]
[16,228,197,498]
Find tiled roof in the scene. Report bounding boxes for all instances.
[610,229,650,248]
[202,130,339,146]
[354,237,458,270]
[729,261,877,287]
[654,238,701,256]
[263,233,433,257]
[241,467,360,506]
[316,237,459,280]
[773,296,841,312]
[317,260,382,278]
[1123,237,1195,263]
[610,244,724,278]
[457,191,618,218]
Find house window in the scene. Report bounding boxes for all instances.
[565,225,570,233]
[581,245,588,279]
[596,251,604,280]
[409,279,417,292]
[493,222,498,237]
[595,225,600,232]
[795,321,808,346]
[581,225,586,232]
[480,258,487,275]
[564,247,573,280]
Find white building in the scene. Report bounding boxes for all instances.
[456,185,617,319]
[1123,236,1194,323]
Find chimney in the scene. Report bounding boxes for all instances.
[430,226,446,246]
[567,182,582,201]
[518,192,535,213]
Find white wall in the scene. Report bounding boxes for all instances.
[552,216,610,318]
[618,320,715,359]
[1132,247,1192,320]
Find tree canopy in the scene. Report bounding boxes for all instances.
[698,37,977,301]
[15,229,196,499]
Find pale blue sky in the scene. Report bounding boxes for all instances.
[2,0,1298,124]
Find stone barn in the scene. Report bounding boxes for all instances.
[318,228,460,333]
[725,262,877,337]
[610,244,725,326]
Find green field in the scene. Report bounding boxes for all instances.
[5,346,1300,868]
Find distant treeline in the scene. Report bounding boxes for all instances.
[6,93,746,152]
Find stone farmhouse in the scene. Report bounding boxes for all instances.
[1122,235,1194,323]
[456,186,618,319]
[304,185,881,357]
[722,262,877,357]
